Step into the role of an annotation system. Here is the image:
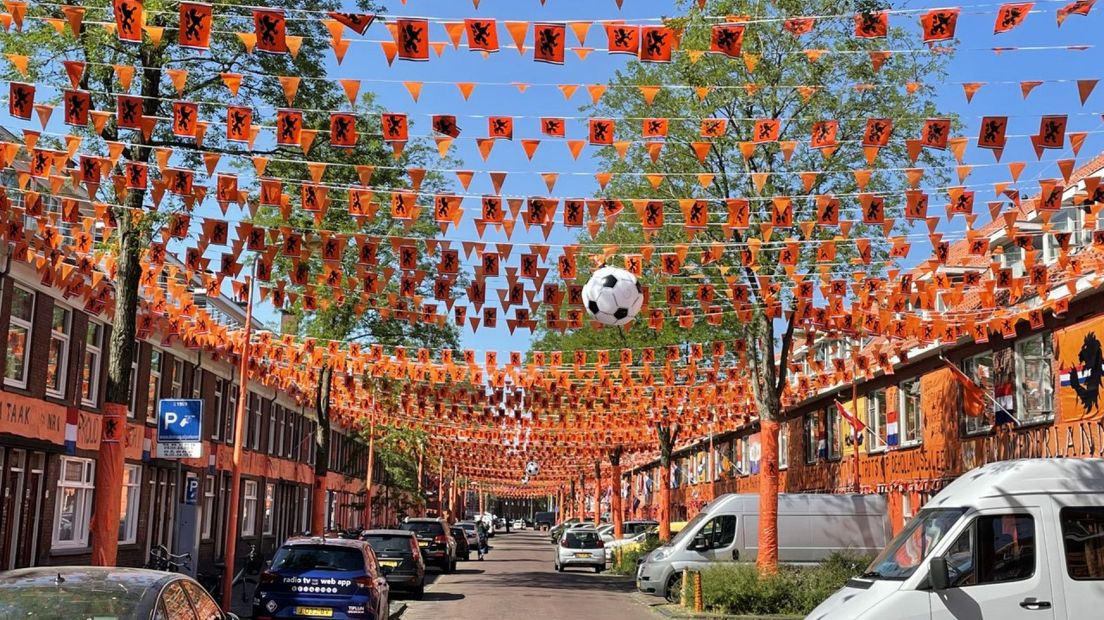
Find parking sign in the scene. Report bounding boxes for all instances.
[156,399,203,459]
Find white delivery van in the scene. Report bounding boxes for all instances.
[637,492,890,602]
[808,458,1104,620]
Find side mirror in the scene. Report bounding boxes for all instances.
[692,536,710,552]
[929,556,950,590]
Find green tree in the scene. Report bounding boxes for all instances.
[0,0,380,565]
[534,0,952,569]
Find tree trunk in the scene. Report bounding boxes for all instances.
[577,473,586,523]
[90,45,162,565]
[364,423,375,528]
[757,421,780,570]
[311,365,332,534]
[610,448,623,539]
[593,460,602,526]
[658,462,671,541]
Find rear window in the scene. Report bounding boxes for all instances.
[401,521,444,537]
[565,532,602,548]
[365,535,414,555]
[1061,507,1104,580]
[271,545,366,572]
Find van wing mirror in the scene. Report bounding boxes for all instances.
[929,556,950,590]
[692,535,710,551]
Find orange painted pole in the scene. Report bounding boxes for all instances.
[221,267,255,611]
[611,462,623,539]
[593,462,602,526]
[852,371,861,493]
[437,456,444,518]
[365,421,375,528]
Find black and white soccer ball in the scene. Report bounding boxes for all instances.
[525,461,540,476]
[582,266,644,326]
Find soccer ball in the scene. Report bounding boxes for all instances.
[521,475,530,485]
[525,461,540,476]
[582,267,644,327]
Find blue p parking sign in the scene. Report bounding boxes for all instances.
[156,399,203,459]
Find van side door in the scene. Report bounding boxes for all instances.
[698,515,739,563]
[929,507,1054,620]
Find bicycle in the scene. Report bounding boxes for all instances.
[199,544,266,604]
[146,545,192,573]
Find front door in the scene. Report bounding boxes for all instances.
[14,452,44,568]
[698,514,738,563]
[930,508,1054,620]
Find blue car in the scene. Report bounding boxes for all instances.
[253,537,390,620]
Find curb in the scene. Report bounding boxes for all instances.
[389,602,408,620]
[652,604,802,620]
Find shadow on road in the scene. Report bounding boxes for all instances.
[488,569,638,593]
[421,591,465,602]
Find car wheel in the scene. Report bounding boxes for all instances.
[556,564,564,573]
[664,574,683,603]
[595,566,603,574]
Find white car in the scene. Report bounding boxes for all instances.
[512,519,526,530]
[605,529,650,563]
[596,524,616,543]
[554,529,605,573]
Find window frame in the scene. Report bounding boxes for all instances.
[45,305,71,399]
[1059,506,1104,581]
[119,463,141,545]
[945,513,1037,587]
[866,389,888,453]
[826,404,842,460]
[211,377,224,442]
[804,412,821,464]
[962,352,995,436]
[170,358,184,398]
[263,482,276,536]
[81,321,103,408]
[52,456,95,549]
[898,377,923,447]
[1015,332,1055,425]
[145,348,163,421]
[242,479,258,537]
[778,423,789,470]
[4,285,34,389]
[201,475,216,541]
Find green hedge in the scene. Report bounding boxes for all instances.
[698,552,870,616]
[610,534,666,575]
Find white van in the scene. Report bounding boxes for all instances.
[637,493,890,602]
[808,459,1104,620]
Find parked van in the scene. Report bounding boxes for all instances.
[808,458,1104,620]
[637,493,890,601]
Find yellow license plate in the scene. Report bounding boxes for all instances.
[575,552,592,558]
[380,560,400,567]
[294,608,333,617]
[418,541,429,547]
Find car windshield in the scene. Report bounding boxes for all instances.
[365,535,412,555]
[565,532,602,549]
[667,511,710,549]
[864,508,968,580]
[0,576,147,618]
[460,523,477,532]
[401,521,443,537]
[271,545,365,572]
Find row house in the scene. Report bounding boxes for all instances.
[624,154,1104,535]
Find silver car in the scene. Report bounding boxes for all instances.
[554,529,605,573]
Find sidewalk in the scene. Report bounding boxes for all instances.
[651,603,802,620]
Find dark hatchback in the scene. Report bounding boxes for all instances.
[362,529,425,598]
[253,537,389,620]
[451,526,472,561]
[0,566,237,619]
[399,518,456,573]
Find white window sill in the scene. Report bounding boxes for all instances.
[51,540,89,552]
[80,399,97,409]
[46,389,64,400]
[3,378,27,390]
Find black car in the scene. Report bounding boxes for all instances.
[451,526,472,561]
[363,529,426,599]
[0,566,238,619]
[400,518,457,573]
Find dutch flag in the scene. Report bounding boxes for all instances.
[886,409,900,447]
[64,407,78,454]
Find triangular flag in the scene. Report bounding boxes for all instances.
[404,81,423,102]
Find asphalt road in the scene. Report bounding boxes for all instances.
[398,530,659,620]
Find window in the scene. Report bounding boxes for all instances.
[826,404,842,460]
[82,321,103,407]
[249,393,262,451]
[1016,333,1054,424]
[1045,206,1084,263]
[1060,507,1104,579]
[242,480,258,536]
[212,378,225,441]
[962,352,995,435]
[53,456,95,548]
[804,412,823,464]
[46,306,70,398]
[945,514,1036,587]
[128,357,139,418]
[737,436,750,475]
[5,285,34,388]
[170,358,183,398]
[867,389,888,451]
[189,364,202,399]
[1000,243,1026,278]
[698,515,737,549]
[267,407,277,455]
[146,348,163,420]
[778,424,789,469]
[119,464,141,544]
[899,378,923,446]
[224,382,237,443]
[263,483,275,535]
[276,407,286,458]
[201,475,215,540]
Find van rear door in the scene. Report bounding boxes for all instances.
[930,507,1054,620]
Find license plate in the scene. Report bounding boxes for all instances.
[575,552,592,558]
[294,608,333,617]
[418,541,429,547]
[380,560,400,567]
